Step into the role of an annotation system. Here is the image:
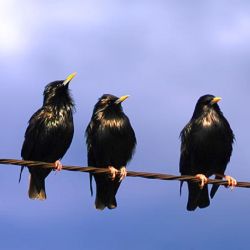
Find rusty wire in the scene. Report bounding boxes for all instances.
[0,158,249,188]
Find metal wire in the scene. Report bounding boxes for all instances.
[0,158,249,188]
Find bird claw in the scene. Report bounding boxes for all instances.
[195,174,208,189]
[108,166,118,181]
[54,160,62,171]
[224,175,237,190]
[119,166,127,182]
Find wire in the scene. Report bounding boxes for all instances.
[0,158,248,188]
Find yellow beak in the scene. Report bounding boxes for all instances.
[211,96,222,104]
[115,95,130,104]
[63,72,77,86]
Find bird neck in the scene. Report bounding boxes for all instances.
[198,109,221,128]
[43,94,75,112]
[93,109,126,127]
[44,99,74,114]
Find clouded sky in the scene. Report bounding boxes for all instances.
[0,1,250,249]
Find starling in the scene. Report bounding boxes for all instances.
[179,94,237,211]
[86,94,136,210]
[21,72,76,200]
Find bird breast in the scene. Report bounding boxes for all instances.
[44,108,73,128]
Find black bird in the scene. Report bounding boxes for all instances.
[179,94,237,211]
[21,72,76,200]
[86,94,136,210]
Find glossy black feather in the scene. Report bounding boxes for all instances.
[86,94,136,210]
[21,80,74,199]
[179,94,234,211]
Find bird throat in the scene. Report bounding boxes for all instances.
[200,109,220,128]
[96,110,125,129]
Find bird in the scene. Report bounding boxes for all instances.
[85,94,136,210]
[179,94,237,211]
[21,72,76,200]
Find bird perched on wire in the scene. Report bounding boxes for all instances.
[86,94,136,210]
[179,94,237,211]
[21,72,76,200]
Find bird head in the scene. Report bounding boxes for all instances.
[43,72,76,106]
[192,94,222,118]
[93,94,129,117]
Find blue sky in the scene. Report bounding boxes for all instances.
[0,1,250,249]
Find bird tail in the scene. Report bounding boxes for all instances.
[187,182,210,211]
[19,166,25,183]
[180,181,184,196]
[94,175,119,210]
[89,173,93,196]
[210,176,222,198]
[28,173,46,200]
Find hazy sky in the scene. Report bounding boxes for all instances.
[0,1,250,249]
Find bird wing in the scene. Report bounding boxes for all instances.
[21,108,47,160]
[21,106,74,162]
[179,122,192,175]
[86,120,98,196]
[179,122,210,209]
[19,108,54,188]
[179,122,192,196]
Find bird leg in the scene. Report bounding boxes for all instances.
[54,160,63,171]
[108,166,118,181]
[195,174,208,189]
[119,166,127,182]
[224,175,237,189]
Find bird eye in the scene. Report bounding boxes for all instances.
[203,99,212,105]
[105,99,112,105]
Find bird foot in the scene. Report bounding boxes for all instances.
[119,166,127,182]
[108,166,118,181]
[195,174,208,189]
[54,160,62,171]
[224,175,237,190]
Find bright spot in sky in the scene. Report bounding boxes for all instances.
[217,14,250,47]
[0,1,27,54]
